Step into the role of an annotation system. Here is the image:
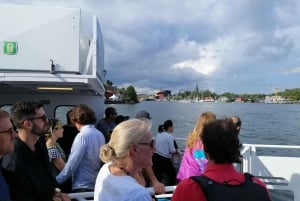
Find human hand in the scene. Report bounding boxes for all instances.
[153,181,165,194]
[52,188,71,201]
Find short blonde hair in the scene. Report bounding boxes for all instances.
[100,119,152,163]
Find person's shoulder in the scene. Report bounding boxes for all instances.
[129,187,151,201]
[62,125,78,132]
[173,178,205,201]
[1,150,24,172]
[178,177,200,186]
[119,177,150,199]
[175,177,204,193]
[89,126,105,138]
[247,174,267,188]
[165,132,175,139]
[1,152,15,167]
[97,118,106,125]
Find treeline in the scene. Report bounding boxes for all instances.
[106,79,300,102]
[105,80,139,103]
[173,88,300,102]
[279,88,300,100]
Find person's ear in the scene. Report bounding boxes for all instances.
[129,144,138,157]
[23,120,32,129]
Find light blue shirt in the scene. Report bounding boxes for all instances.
[56,124,105,190]
[155,131,176,158]
[94,162,152,201]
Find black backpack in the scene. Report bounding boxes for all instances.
[190,173,271,201]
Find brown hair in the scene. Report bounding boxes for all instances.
[202,118,242,163]
[70,104,97,125]
[10,100,43,128]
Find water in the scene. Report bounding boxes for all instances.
[55,101,299,200]
[109,101,300,201]
[107,101,300,146]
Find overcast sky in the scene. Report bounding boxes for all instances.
[2,0,300,95]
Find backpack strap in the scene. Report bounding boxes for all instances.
[243,173,254,181]
[190,175,214,198]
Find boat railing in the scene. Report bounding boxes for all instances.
[242,144,300,201]
[69,143,300,201]
[68,192,93,201]
[68,186,177,201]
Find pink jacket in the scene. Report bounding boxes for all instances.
[176,140,207,181]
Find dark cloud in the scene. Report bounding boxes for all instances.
[3,0,300,94]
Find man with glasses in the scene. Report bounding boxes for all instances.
[0,109,17,201]
[1,100,70,201]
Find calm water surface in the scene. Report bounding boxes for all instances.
[110,101,299,200]
[108,101,300,146]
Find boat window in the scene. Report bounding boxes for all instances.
[55,106,75,125]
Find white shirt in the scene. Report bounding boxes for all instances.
[94,162,152,201]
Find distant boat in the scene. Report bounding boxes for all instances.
[143,98,156,101]
[203,96,215,102]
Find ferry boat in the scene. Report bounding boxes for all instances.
[1,4,299,201]
[0,4,105,119]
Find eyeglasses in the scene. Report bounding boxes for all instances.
[27,114,48,122]
[0,127,16,136]
[138,139,155,149]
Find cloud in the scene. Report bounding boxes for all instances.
[283,67,300,74]
[2,0,300,94]
[171,39,220,76]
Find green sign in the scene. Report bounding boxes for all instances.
[3,41,18,55]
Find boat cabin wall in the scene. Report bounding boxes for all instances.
[0,94,104,125]
[0,4,103,78]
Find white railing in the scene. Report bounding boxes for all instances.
[242,144,300,201]
[69,186,176,201]
[69,143,300,201]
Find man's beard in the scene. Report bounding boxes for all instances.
[31,122,49,136]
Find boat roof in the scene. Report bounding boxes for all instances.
[0,72,104,96]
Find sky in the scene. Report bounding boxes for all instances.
[1,0,300,95]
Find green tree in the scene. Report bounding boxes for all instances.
[281,88,300,100]
[126,85,139,103]
[106,80,113,86]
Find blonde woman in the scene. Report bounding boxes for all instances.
[46,118,72,192]
[177,111,216,181]
[46,118,66,175]
[94,119,154,201]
